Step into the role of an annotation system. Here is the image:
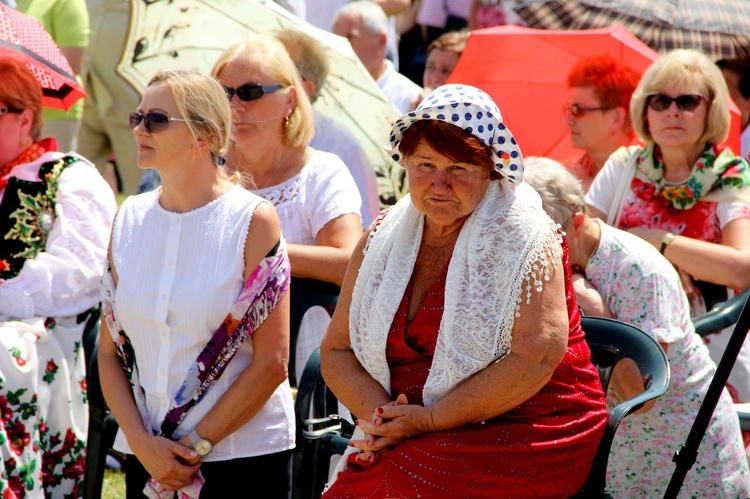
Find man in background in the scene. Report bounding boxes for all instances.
[276,28,381,226]
[333,0,421,114]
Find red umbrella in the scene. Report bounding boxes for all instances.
[0,4,87,111]
[447,23,741,162]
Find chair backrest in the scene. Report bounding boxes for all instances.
[289,277,339,387]
[692,288,750,337]
[578,316,671,497]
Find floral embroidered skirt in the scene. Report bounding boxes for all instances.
[0,319,88,498]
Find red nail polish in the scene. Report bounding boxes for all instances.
[377,407,384,414]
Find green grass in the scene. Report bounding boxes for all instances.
[102,469,126,499]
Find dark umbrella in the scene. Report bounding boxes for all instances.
[0,4,87,110]
[515,0,750,60]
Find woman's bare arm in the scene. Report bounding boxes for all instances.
[287,213,363,286]
[354,251,571,449]
[176,203,290,447]
[629,217,750,290]
[320,229,394,420]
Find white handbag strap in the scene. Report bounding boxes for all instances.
[606,148,640,226]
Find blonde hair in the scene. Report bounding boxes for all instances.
[211,35,315,148]
[147,69,237,181]
[630,49,731,145]
[275,28,329,104]
[523,157,586,227]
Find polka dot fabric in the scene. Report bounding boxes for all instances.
[386,84,524,184]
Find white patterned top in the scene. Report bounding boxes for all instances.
[586,221,749,496]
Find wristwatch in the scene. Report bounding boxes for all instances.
[660,232,675,255]
[188,429,213,457]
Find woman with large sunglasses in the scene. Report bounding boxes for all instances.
[101,69,296,497]
[0,55,117,496]
[586,49,750,407]
[210,35,363,385]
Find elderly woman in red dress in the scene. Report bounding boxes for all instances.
[320,84,608,497]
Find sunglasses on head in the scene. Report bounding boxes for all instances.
[129,112,192,133]
[646,94,705,112]
[563,103,612,119]
[223,83,283,102]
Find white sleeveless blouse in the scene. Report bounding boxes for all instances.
[111,185,295,460]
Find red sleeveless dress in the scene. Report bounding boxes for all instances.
[323,242,607,498]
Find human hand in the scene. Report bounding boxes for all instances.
[177,434,202,466]
[572,273,613,318]
[351,393,436,460]
[131,434,202,490]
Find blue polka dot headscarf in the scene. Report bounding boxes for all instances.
[386,84,524,184]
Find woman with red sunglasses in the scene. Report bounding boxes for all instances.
[211,35,364,387]
[586,49,750,420]
[0,55,117,496]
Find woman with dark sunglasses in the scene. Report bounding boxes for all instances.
[211,35,364,386]
[586,49,750,410]
[101,69,296,497]
[0,55,117,496]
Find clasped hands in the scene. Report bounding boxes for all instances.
[349,393,436,463]
[131,433,202,491]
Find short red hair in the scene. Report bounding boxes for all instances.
[567,54,640,132]
[399,120,496,177]
[0,53,43,141]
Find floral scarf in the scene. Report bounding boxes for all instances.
[633,142,750,210]
[101,239,291,498]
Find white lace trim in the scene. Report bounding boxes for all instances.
[253,174,301,206]
[350,181,561,406]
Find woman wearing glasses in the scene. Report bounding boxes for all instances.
[586,49,750,405]
[100,69,295,497]
[211,35,363,385]
[563,53,640,192]
[0,55,116,496]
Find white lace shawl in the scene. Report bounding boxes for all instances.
[349,181,562,406]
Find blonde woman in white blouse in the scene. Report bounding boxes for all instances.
[99,69,295,497]
[212,35,364,384]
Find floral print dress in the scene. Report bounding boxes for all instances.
[0,148,116,498]
[586,221,750,497]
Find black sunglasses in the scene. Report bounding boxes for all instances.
[647,94,705,112]
[223,83,283,102]
[0,105,22,117]
[129,111,192,133]
[563,103,612,119]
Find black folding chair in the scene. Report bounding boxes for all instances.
[294,348,352,499]
[665,289,750,498]
[289,278,342,499]
[575,316,671,498]
[82,309,120,499]
[293,316,671,499]
[289,277,339,388]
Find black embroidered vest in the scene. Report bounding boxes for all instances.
[0,156,76,280]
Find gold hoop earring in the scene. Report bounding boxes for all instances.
[284,116,290,127]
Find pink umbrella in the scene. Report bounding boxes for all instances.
[0,4,87,111]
